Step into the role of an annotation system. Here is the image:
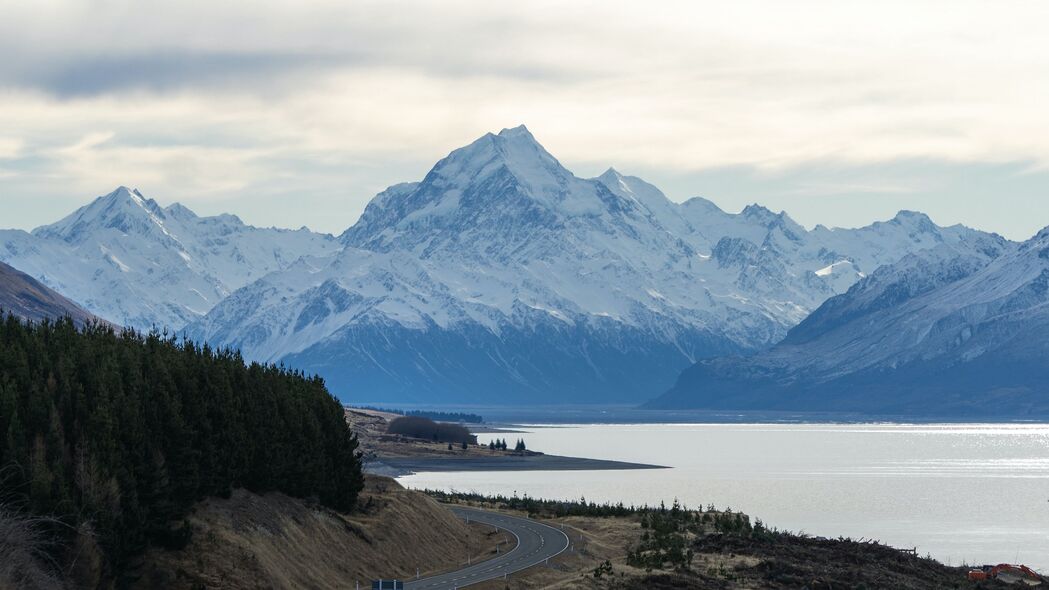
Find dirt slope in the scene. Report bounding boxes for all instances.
[134,477,494,590]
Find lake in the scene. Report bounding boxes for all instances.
[398,423,1049,572]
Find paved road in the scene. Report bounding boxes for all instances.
[405,507,570,590]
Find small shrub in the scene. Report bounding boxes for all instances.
[386,416,477,445]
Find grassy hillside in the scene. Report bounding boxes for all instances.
[0,314,364,587]
[135,477,498,589]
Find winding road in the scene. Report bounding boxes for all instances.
[405,507,570,590]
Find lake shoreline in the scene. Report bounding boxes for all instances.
[365,453,668,477]
[352,402,1049,425]
[396,422,1049,573]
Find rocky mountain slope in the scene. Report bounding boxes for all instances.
[185,126,1000,403]
[647,227,1049,416]
[0,187,339,330]
[0,260,97,326]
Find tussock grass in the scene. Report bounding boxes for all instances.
[0,505,66,590]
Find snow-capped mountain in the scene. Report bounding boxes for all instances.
[0,187,339,330]
[646,227,1049,416]
[185,126,1002,403]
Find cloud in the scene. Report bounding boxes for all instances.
[0,138,23,159]
[1,0,1048,237]
[13,52,349,98]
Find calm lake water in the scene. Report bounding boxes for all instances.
[398,423,1049,572]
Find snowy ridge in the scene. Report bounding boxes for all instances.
[0,187,339,329]
[648,227,1049,416]
[2,127,1012,404]
[185,126,1004,403]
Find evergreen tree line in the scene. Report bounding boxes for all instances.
[0,314,364,576]
[424,489,684,519]
[485,438,526,451]
[626,500,750,571]
[426,488,753,569]
[385,416,476,444]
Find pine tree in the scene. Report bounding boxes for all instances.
[0,313,366,575]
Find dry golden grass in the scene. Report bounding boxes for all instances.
[461,511,645,590]
[134,477,505,590]
[438,504,768,590]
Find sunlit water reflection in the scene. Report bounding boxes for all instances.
[399,423,1049,571]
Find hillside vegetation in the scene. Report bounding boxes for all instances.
[386,416,476,445]
[432,492,1004,590]
[0,314,364,586]
[135,477,498,590]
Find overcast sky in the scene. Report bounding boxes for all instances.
[2,0,1048,239]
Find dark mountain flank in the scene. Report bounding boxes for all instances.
[0,260,97,325]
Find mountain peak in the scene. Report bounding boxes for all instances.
[424,126,585,209]
[109,185,140,203]
[740,203,802,233]
[593,167,676,218]
[33,186,168,243]
[597,167,630,187]
[595,167,626,188]
[165,202,199,221]
[343,127,649,251]
[496,124,535,140]
[101,186,158,210]
[891,210,934,225]
[889,210,939,234]
[741,203,774,219]
[681,196,726,215]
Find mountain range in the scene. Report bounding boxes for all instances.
[184,126,1003,404]
[0,187,338,330]
[0,126,1029,408]
[649,227,1049,416]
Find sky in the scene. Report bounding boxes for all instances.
[2,0,1049,239]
